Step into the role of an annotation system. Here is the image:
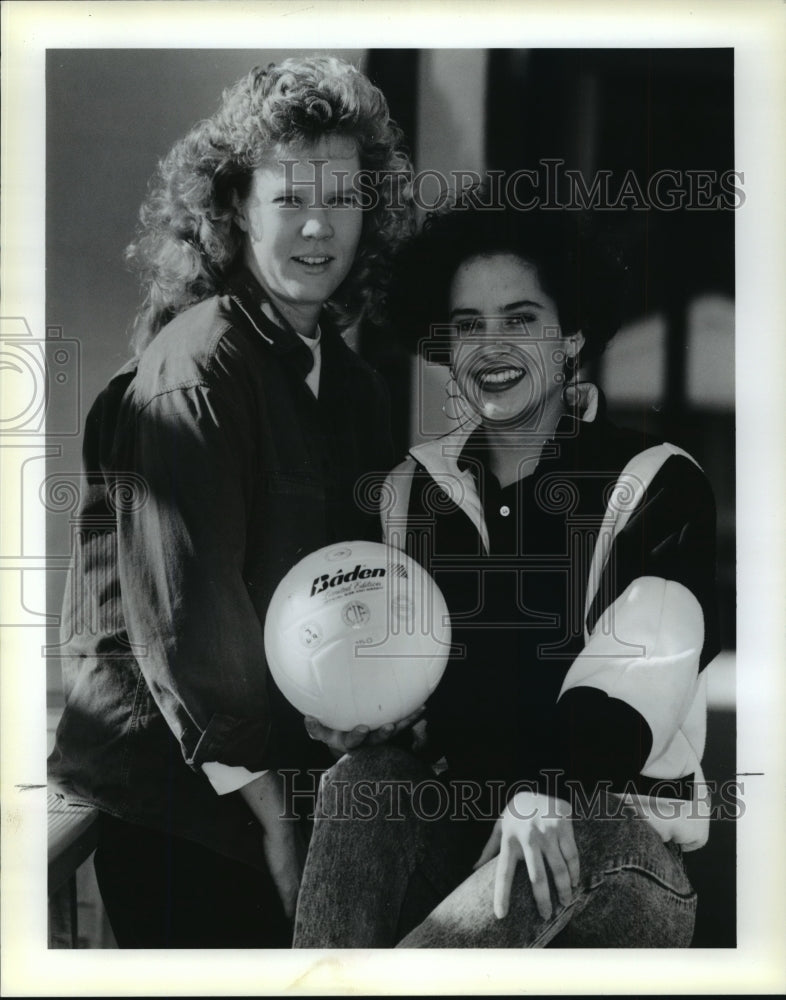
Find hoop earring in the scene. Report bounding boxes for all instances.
[442,368,465,422]
[560,354,579,410]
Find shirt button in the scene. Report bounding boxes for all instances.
[500,505,511,517]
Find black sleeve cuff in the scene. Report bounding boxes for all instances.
[553,685,654,797]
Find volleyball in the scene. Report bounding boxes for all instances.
[264,541,451,731]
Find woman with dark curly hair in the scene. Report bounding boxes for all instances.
[48,54,414,948]
[293,193,719,948]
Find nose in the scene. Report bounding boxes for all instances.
[301,211,334,240]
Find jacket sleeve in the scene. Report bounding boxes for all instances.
[115,376,274,774]
[380,457,417,549]
[556,453,719,795]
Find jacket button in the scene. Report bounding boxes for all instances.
[500,505,510,517]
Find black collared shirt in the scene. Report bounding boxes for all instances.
[406,411,719,801]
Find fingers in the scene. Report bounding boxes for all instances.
[530,825,580,918]
[541,840,573,911]
[366,705,426,744]
[343,725,371,750]
[493,834,520,920]
[303,716,323,741]
[559,823,581,889]
[304,705,426,753]
[490,796,580,926]
[365,722,397,746]
[494,835,565,923]
[340,705,426,747]
[303,716,369,752]
[473,821,502,871]
[521,844,553,921]
[395,705,426,730]
[492,827,580,924]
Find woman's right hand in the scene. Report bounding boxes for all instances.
[474,791,580,921]
[304,705,424,757]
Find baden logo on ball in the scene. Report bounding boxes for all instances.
[264,541,451,732]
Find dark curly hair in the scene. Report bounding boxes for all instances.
[390,185,629,366]
[126,55,415,354]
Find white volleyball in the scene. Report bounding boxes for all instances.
[264,541,451,731]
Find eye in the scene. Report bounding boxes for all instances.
[456,318,478,337]
[502,314,535,333]
[330,193,361,208]
[274,194,302,207]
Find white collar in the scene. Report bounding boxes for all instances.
[408,415,489,551]
[296,324,321,350]
[406,385,600,554]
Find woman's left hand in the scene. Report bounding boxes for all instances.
[304,705,425,758]
[474,791,580,921]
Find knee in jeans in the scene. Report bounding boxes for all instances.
[317,745,429,824]
[324,744,424,788]
[585,868,697,947]
[575,793,665,857]
[576,814,694,902]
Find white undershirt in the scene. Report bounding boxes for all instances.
[298,327,322,398]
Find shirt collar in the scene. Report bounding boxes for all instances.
[296,325,321,351]
[224,266,315,380]
[455,384,604,478]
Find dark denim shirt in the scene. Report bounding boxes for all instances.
[48,268,393,867]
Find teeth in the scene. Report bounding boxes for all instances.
[479,368,524,385]
[295,256,329,264]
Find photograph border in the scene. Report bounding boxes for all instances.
[2,0,785,995]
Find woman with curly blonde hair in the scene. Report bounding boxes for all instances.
[48,54,414,948]
[128,54,413,350]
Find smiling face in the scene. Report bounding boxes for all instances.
[234,136,364,336]
[448,253,584,429]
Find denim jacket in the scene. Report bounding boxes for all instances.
[48,268,393,868]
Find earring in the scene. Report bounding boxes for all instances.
[442,368,465,422]
[561,353,580,410]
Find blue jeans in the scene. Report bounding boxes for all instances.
[293,746,697,948]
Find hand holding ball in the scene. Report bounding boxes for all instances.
[264,541,450,732]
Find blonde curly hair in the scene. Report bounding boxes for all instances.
[126,55,414,354]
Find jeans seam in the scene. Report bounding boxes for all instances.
[529,890,593,948]
[591,861,696,901]
[530,866,697,948]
